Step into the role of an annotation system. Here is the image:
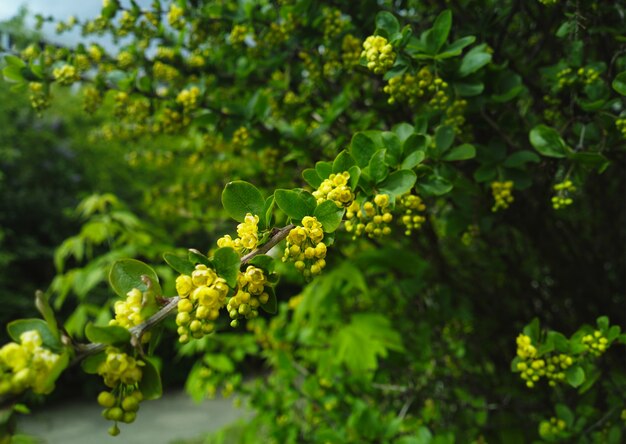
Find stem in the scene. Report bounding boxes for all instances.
[71,223,295,364]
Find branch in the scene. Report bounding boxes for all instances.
[71,223,296,364]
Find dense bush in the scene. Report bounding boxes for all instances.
[1,0,625,443]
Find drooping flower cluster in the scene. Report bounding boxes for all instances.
[0,330,61,397]
[491,181,514,212]
[616,118,626,139]
[362,35,395,75]
[341,34,362,68]
[97,347,145,436]
[282,216,327,277]
[383,68,450,110]
[398,193,427,236]
[97,347,144,388]
[538,417,567,440]
[312,172,354,207]
[227,266,270,327]
[28,82,50,114]
[552,180,575,210]
[109,288,151,343]
[217,213,260,253]
[345,194,393,239]
[175,264,230,343]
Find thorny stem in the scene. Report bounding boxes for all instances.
[71,223,296,364]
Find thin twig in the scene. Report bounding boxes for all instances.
[71,223,295,364]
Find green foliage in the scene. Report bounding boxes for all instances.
[1,0,625,443]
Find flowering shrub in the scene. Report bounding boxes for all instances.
[1,0,625,442]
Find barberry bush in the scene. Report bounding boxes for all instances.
[1,0,625,442]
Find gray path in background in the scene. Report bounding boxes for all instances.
[17,390,249,444]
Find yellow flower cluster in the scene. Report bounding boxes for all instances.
[345,195,393,239]
[229,24,249,45]
[312,172,354,207]
[28,82,50,114]
[0,330,61,396]
[384,68,450,110]
[444,99,468,131]
[322,8,345,41]
[362,36,395,75]
[491,181,514,212]
[153,61,179,82]
[88,44,103,63]
[227,266,270,327]
[98,388,143,434]
[97,347,144,388]
[175,265,230,343]
[53,64,80,85]
[461,224,480,246]
[167,4,185,29]
[231,126,250,151]
[341,34,361,68]
[176,86,201,113]
[217,213,260,253]
[109,288,151,343]
[552,180,575,210]
[398,193,426,235]
[556,66,599,89]
[282,216,327,277]
[75,54,90,72]
[582,330,609,357]
[515,335,574,388]
[117,51,134,69]
[539,417,566,439]
[616,118,626,139]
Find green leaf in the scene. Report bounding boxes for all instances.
[378,170,417,198]
[188,249,211,267]
[382,132,402,165]
[504,151,541,168]
[248,254,275,273]
[302,168,322,188]
[332,150,356,173]
[442,144,476,161]
[221,181,265,223]
[35,291,58,339]
[274,189,316,221]
[458,44,492,77]
[555,404,574,428]
[109,259,162,298]
[368,150,389,183]
[314,200,345,233]
[596,316,609,331]
[529,125,568,158]
[332,313,404,377]
[375,11,400,38]
[139,358,162,400]
[213,247,241,288]
[417,174,453,196]
[163,252,195,275]
[7,319,62,352]
[565,365,585,388]
[437,36,476,58]
[350,132,378,168]
[473,164,497,182]
[315,161,333,180]
[204,353,235,373]
[2,65,26,83]
[433,125,455,157]
[262,195,275,230]
[85,323,131,345]
[81,351,106,374]
[261,287,277,314]
[455,81,484,97]
[348,165,361,190]
[4,55,26,68]
[612,71,626,95]
[401,150,426,169]
[424,10,452,54]
[393,123,414,143]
